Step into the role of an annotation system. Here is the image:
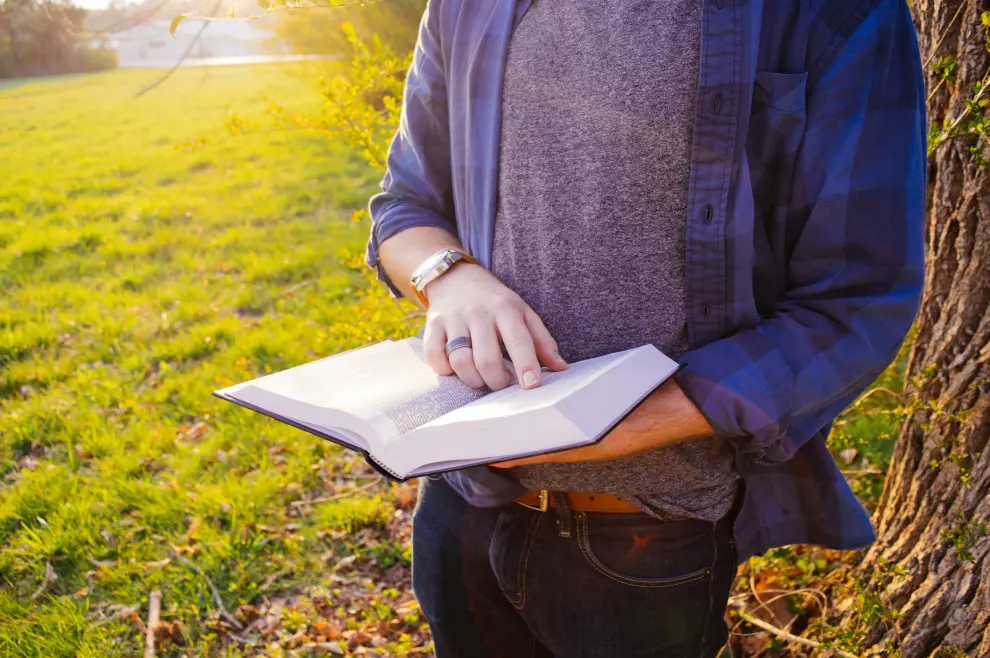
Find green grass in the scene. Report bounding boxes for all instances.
[0,65,421,656]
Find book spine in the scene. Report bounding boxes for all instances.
[366,454,404,482]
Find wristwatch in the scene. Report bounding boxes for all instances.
[410,248,478,307]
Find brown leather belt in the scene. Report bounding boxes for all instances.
[514,489,642,513]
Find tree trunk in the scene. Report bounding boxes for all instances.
[852,1,990,656]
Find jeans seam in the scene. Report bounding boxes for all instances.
[699,522,720,658]
[488,509,507,566]
[511,512,542,609]
[575,512,711,589]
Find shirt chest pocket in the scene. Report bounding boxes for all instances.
[747,71,808,315]
[747,71,808,202]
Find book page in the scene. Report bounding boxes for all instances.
[222,338,485,449]
[421,349,633,424]
[376,373,487,435]
[380,344,680,477]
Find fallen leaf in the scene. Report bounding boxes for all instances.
[184,516,203,541]
[177,422,209,441]
[334,555,357,570]
[300,641,344,655]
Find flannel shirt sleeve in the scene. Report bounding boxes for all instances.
[365,0,457,297]
[675,0,926,463]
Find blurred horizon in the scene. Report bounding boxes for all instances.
[75,0,126,9]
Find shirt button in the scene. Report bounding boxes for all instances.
[703,305,710,318]
[704,204,714,222]
[715,0,723,8]
[714,93,723,115]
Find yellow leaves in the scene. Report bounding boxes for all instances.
[169,15,187,38]
[340,21,358,43]
[316,30,408,173]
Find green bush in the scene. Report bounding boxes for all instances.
[72,45,119,74]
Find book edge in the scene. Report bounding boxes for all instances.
[212,390,405,482]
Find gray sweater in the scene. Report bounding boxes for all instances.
[492,0,738,522]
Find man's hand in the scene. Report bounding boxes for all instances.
[492,379,715,467]
[377,227,567,390]
[422,263,568,390]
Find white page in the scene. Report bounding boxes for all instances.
[379,348,645,473]
[223,338,485,448]
[378,344,681,477]
[412,348,635,427]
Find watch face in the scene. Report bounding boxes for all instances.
[412,249,454,289]
[428,250,451,272]
[440,250,460,268]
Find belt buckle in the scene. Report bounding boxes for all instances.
[537,489,549,512]
[517,489,550,512]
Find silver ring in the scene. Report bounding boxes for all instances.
[444,336,473,357]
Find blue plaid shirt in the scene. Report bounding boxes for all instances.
[366,0,926,560]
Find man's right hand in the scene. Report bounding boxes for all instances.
[422,263,568,391]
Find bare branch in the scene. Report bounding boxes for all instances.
[188,0,380,23]
[290,476,383,507]
[923,0,971,69]
[86,0,174,39]
[144,589,162,658]
[730,603,861,658]
[30,562,58,601]
[135,0,223,98]
[168,548,243,630]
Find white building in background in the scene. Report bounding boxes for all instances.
[107,17,284,68]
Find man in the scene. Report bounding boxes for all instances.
[366,0,926,655]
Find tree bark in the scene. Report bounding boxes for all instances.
[852,1,990,656]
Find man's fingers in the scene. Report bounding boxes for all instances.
[423,317,453,376]
[444,319,485,389]
[496,312,542,389]
[468,319,512,390]
[524,309,568,371]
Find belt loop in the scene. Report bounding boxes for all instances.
[552,491,573,539]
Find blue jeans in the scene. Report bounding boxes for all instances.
[412,476,738,658]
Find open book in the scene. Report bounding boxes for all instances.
[214,338,680,481]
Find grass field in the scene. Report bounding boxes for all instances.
[1,63,910,658]
[0,64,423,657]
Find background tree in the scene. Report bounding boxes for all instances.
[269,0,424,57]
[838,2,990,656]
[0,0,117,78]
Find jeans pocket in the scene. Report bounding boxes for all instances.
[489,508,543,609]
[575,512,713,589]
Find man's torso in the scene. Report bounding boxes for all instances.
[491,0,739,522]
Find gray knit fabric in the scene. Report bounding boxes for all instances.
[492,0,739,522]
